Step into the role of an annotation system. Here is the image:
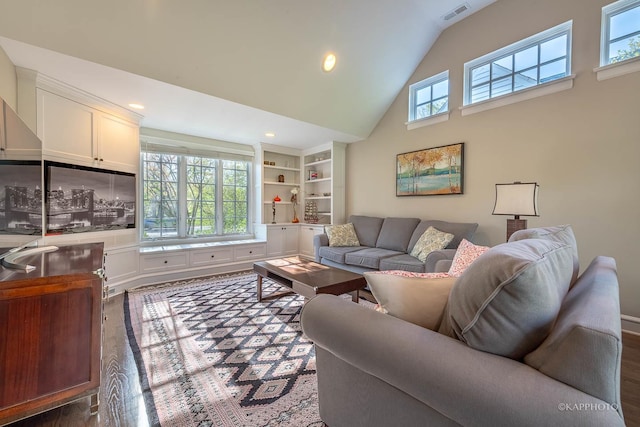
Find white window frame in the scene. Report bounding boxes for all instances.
[406,71,450,130]
[139,139,254,243]
[595,0,640,81]
[463,21,573,109]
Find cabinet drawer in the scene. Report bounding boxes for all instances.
[234,244,266,261]
[191,248,234,266]
[140,252,188,273]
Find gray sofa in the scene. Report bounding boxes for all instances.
[313,215,478,274]
[302,226,624,426]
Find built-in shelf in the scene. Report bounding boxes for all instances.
[304,159,331,167]
[306,196,331,200]
[264,165,300,172]
[264,181,299,186]
[305,177,331,183]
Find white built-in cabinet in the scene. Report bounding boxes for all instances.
[299,224,325,258]
[266,225,299,257]
[36,88,139,173]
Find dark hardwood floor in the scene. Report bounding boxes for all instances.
[4,294,640,427]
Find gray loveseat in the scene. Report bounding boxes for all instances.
[313,215,478,273]
[302,226,624,426]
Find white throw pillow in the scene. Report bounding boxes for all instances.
[364,270,456,330]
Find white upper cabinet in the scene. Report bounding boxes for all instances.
[37,88,140,173]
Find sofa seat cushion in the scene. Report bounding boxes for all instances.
[345,248,404,269]
[375,217,420,252]
[364,271,456,330]
[379,254,426,273]
[318,245,366,264]
[441,238,574,360]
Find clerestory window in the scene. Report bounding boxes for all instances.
[408,71,449,123]
[464,21,572,106]
[601,0,640,65]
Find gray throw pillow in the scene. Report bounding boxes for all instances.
[444,239,574,360]
[508,224,579,285]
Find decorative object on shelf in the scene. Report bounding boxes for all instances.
[269,161,275,166]
[308,170,318,180]
[272,195,281,224]
[271,201,276,224]
[323,192,331,196]
[396,142,464,196]
[304,201,319,223]
[278,174,285,183]
[290,187,299,223]
[492,181,540,241]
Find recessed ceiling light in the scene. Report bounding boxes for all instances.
[322,53,337,72]
[265,132,275,138]
[128,103,145,110]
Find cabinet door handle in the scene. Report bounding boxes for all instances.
[249,250,253,254]
[0,147,5,151]
[94,157,99,160]
[211,254,215,258]
[164,260,168,264]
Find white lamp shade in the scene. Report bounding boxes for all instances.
[492,182,539,216]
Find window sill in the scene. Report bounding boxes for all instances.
[460,75,575,117]
[594,57,640,81]
[139,238,266,254]
[406,112,450,130]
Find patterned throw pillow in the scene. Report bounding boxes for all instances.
[325,223,360,247]
[447,238,490,277]
[409,226,454,262]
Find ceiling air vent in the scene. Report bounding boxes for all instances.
[443,3,470,21]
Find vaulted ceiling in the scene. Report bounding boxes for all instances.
[0,0,494,149]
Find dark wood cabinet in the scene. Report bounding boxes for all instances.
[0,243,104,425]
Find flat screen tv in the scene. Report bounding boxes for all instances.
[0,160,43,235]
[44,161,136,235]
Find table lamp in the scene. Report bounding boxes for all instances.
[492,182,539,240]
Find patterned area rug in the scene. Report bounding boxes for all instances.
[124,272,325,427]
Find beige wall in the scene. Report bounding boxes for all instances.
[0,45,16,108]
[346,0,640,319]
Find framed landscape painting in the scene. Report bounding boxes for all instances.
[396,142,464,196]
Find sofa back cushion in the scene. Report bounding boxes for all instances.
[376,217,420,252]
[524,256,622,410]
[508,224,579,285]
[349,215,384,247]
[440,238,574,360]
[408,220,478,251]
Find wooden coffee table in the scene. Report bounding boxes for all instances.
[253,256,366,303]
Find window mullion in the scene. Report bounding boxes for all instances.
[178,156,188,237]
[215,160,223,235]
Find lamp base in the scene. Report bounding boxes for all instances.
[506,218,527,241]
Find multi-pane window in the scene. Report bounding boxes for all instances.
[464,21,572,105]
[601,0,640,65]
[142,151,250,240]
[408,71,449,122]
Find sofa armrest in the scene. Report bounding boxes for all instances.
[423,248,456,272]
[302,295,624,427]
[434,259,452,272]
[313,233,329,262]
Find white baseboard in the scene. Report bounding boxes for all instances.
[622,314,640,335]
